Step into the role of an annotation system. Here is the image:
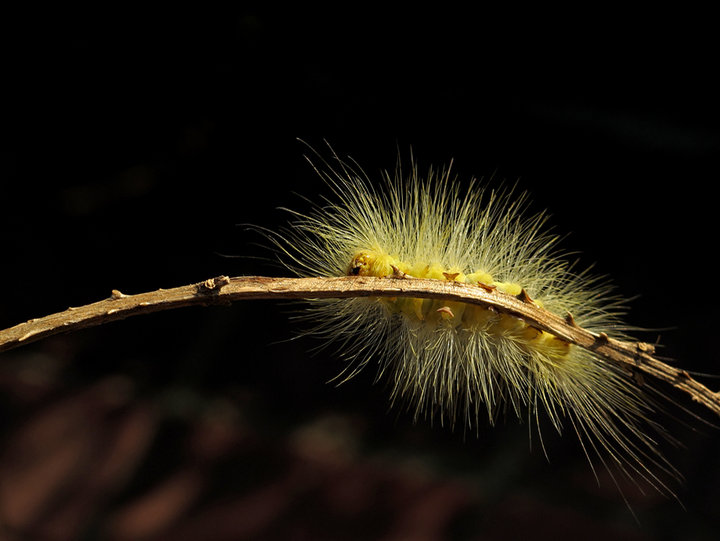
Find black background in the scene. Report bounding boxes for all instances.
[2,12,719,540]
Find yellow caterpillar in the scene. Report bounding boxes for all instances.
[267,142,678,499]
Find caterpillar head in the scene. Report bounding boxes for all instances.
[348,251,375,276]
[348,250,395,277]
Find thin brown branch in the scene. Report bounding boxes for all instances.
[2,274,719,416]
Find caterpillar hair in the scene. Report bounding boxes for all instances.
[263,141,686,502]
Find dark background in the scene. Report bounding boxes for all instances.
[1,12,719,540]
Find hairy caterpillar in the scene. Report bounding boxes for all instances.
[265,142,680,500]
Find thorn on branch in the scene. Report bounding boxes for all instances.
[590,332,610,351]
[476,281,496,292]
[516,288,534,304]
[198,275,231,293]
[390,265,408,279]
[111,289,125,300]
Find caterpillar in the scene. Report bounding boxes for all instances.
[264,142,680,500]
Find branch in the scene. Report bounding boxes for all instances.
[2,275,719,416]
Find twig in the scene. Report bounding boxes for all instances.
[2,275,719,416]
